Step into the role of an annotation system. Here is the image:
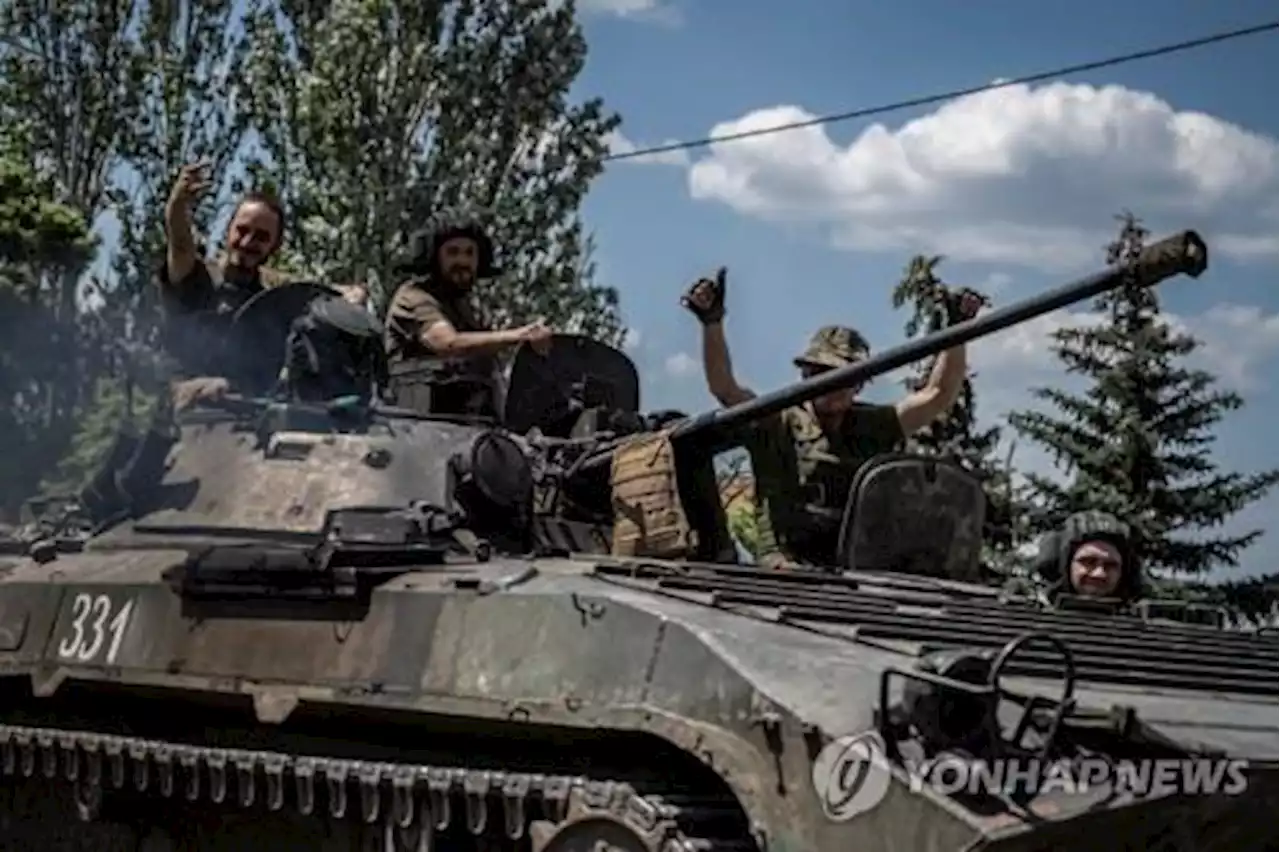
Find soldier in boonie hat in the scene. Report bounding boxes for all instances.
[680,265,986,571]
[794,325,871,370]
[796,322,871,379]
[791,325,874,417]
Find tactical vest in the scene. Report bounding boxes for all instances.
[750,403,901,565]
[385,280,501,418]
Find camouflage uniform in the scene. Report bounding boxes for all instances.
[382,214,503,417]
[742,326,904,568]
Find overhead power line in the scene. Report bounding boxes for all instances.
[605,20,1278,163]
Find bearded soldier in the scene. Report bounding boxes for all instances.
[682,267,982,569]
[383,212,552,418]
[156,162,290,409]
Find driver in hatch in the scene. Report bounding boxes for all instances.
[682,267,982,570]
[1032,511,1143,602]
[383,212,553,417]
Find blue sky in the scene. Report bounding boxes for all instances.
[570,0,1278,579]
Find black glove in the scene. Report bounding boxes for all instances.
[943,286,989,326]
[680,267,727,325]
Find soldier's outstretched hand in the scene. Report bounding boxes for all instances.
[681,267,727,324]
[167,161,212,213]
[171,376,229,412]
[336,282,369,307]
[518,318,553,355]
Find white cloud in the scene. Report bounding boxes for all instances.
[622,327,643,350]
[577,0,681,25]
[969,301,1278,391]
[1158,304,1278,389]
[606,130,690,167]
[665,351,697,377]
[969,308,1105,376]
[687,82,1279,272]
[975,271,1013,295]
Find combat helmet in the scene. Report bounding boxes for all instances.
[1032,510,1143,600]
[393,207,502,281]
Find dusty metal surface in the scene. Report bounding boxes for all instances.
[840,453,988,583]
[131,414,488,534]
[1,545,1275,851]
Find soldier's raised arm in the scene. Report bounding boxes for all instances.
[682,267,754,407]
[894,288,983,435]
[162,162,212,288]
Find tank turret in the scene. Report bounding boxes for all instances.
[1,230,1273,852]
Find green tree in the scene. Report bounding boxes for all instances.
[238,0,624,342]
[0,0,150,506]
[1008,213,1278,576]
[891,255,1013,558]
[0,0,144,299]
[108,0,253,349]
[0,148,98,512]
[2,1,251,502]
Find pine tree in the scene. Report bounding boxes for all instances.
[1008,213,1278,576]
[891,255,1014,557]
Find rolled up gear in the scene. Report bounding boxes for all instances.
[171,377,230,412]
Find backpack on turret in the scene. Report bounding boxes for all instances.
[284,294,386,404]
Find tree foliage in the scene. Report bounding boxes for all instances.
[239,0,624,342]
[1008,213,1278,576]
[0,0,252,510]
[0,151,96,270]
[0,0,626,514]
[891,254,1014,557]
[0,148,98,511]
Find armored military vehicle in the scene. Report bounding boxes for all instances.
[0,231,1274,851]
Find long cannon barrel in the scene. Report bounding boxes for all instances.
[670,230,1208,439]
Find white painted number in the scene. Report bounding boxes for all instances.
[56,594,135,665]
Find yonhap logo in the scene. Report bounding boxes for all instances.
[810,732,1253,822]
[810,731,894,821]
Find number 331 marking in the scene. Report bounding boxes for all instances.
[56,594,135,665]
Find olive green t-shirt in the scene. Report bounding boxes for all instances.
[383,278,490,367]
[741,402,904,566]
